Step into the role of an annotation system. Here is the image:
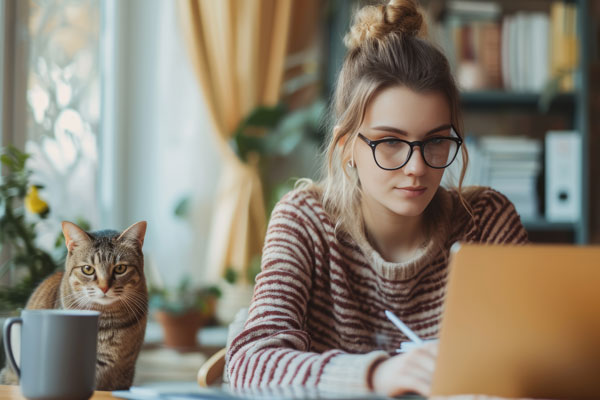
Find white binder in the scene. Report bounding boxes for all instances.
[545,131,581,222]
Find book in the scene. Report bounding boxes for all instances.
[429,1,578,93]
[445,135,543,218]
[545,131,582,222]
[550,2,578,92]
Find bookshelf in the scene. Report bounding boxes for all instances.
[577,0,591,245]
[324,0,590,244]
[522,217,575,232]
[454,0,590,244]
[460,91,575,107]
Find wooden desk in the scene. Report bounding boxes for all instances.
[0,384,538,399]
[0,385,114,399]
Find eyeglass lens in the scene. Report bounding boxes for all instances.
[375,134,459,169]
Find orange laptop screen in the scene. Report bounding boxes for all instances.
[431,244,600,400]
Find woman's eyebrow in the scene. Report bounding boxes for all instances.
[426,124,452,135]
[370,126,409,136]
[370,124,452,136]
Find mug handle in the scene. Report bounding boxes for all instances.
[3,317,22,377]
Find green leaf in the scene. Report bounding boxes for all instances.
[241,104,287,131]
[177,278,191,294]
[174,196,191,218]
[233,132,269,162]
[16,150,30,167]
[247,253,262,283]
[224,267,238,284]
[231,104,288,161]
[205,285,222,298]
[0,155,15,169]
[74,217,91,231]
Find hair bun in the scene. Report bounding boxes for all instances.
[386,0,424,35]
[344,0,425,51]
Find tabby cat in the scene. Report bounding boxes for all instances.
[1,221,148,390]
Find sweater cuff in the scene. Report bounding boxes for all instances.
[317,351,390,394]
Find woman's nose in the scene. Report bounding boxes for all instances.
[403,147,428,176]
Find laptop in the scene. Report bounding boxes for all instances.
[431,244,600,400]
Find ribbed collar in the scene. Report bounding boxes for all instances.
[359,234,443,281]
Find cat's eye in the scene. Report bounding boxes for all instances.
[114,264,127,274]
[81,265,95,275]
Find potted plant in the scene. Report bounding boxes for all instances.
[215,261,260,325]
[0,147,65,311]
[149,279,221,350]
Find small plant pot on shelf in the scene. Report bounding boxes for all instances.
[154,310,205,350]
[148,280,220,350]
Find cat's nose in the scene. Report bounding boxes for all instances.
[99,286,109,294]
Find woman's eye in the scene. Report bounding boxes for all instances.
[114,264,127,274]
[381,140,403,148]
[81,265,95,275]
[428,137,445,145]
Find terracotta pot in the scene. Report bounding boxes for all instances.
[154,310,204,350]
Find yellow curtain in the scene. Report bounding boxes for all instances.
[179,0,292,284]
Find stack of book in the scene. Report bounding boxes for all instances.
[431,1,578,92]
[455,136,543,220]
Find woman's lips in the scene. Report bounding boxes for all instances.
[395,186,427,197]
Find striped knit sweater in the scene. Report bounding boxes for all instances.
[226,186,528,393]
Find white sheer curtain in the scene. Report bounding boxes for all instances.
[100,0,219,287]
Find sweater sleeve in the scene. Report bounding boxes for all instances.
[226,190,389,393]
[467,188,529,244]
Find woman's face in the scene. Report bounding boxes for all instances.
[353,86,452,218]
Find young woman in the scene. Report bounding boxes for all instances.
[226,0,528,396]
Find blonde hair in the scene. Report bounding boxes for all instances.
[300,0,471,244]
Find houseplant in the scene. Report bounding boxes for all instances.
[0,146,62,312]
[149,279,221,350]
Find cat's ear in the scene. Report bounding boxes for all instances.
[62,221,91,252]
[117,221,147,248]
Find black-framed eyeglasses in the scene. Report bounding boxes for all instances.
[357,125,463,170]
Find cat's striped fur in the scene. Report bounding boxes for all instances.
[1,221,148,390]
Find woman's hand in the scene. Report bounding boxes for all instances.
[371,341,438,397]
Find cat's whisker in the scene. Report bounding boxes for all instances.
[63,293,82,301]
[68,297,84,309]
[125,293,147,316]
[121,299,138,324]
[131,295,148,317]
[62,292,87,308]
[61,291,83,299]
[122,293,144,321]
[120,296,141,325]
[124,292,145,306]
[76,295,92,309]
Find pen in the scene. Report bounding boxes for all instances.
[385,310,423,344]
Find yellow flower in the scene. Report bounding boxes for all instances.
[25,186,49,215]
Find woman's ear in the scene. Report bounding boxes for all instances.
[335,126,357,169]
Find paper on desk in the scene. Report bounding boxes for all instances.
[396,339,438,353]
[112,385,228,400]
[112,385,402,399]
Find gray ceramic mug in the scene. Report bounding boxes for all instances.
[3,309,100,400]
